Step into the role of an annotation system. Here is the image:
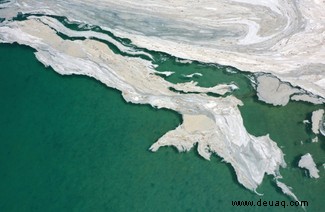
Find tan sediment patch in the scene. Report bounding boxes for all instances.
[17,19,87,58]
[182,114,215,132]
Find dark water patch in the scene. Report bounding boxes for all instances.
[206,92,222,98]
[55,31,87,41]
[168,87,200,95]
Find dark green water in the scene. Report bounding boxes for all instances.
[0,43,324,212]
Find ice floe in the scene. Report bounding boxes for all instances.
[298,153,320,179]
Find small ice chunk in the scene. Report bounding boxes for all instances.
[256,75,299,106]
[311,137,318,143]
[291,94,325,105]
[182,73,203,78]
[298,153,320,178]
[311,109,324,134]
[154,71,174,76]
[175,58,192,64]
[225,67,237,74]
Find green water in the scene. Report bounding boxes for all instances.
[0,43,324,212]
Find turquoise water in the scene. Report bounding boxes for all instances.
[0,42,324,212]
